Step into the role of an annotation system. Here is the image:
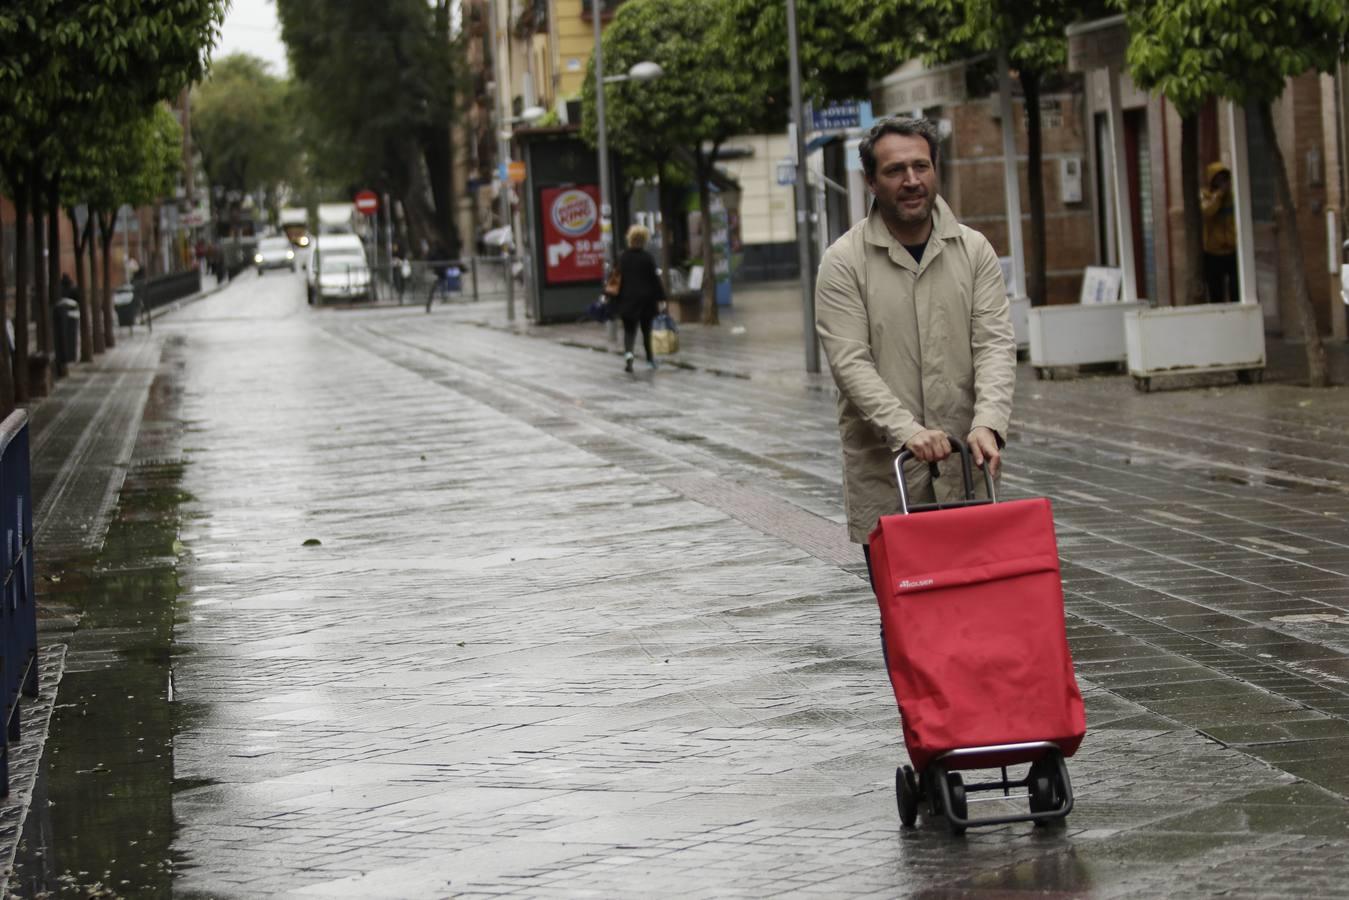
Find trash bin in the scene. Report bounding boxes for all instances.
[445,265,462,293]
[54,298,80,365]
[114,285,137,327]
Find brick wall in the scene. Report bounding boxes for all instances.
[945,94,1095,306]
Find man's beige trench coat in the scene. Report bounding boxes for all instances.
[815,196,1016,544]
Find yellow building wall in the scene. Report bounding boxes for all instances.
[555,0,598,99]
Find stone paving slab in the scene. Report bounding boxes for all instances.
[0,646,65,894]
[137,274,1349,896]
[12,269,1349,897]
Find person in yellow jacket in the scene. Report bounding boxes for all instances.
[1201,162,1238,302]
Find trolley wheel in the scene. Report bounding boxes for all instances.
[1237,368,1264,385]
[1029,773,1056,822]
[1029,752,1069,827]
[945,772,968,836]
[1133,376,1151,393]
[896,765,919,828]
[1034,367,1046,381]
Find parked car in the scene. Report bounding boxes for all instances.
[254,235,297,274]
[306,234,370,304]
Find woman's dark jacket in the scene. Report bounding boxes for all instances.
[614,247,665,319]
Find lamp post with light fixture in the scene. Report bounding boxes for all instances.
[591,2,663,266]
[487,0,546,322]
[496,104,544,319]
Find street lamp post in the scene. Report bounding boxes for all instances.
[487,0,517,320]
[592,6,613,265]
[592,3,662,267]
[786,0,819,373]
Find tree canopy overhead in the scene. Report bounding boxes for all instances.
[1118,0,1349,114]
[721,0,917,111]
[1114,0,1349,386]
[277,0,460,254]
[583,0,771,322]
[193,53,300,218]
[0,0,225,173]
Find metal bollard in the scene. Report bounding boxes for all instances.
[470,257,479,302]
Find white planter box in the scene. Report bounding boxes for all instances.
[1124,303,1266,390]
[1028,302,1146,372]
[1008,295,1030,351]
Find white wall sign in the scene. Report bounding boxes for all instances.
[1080,266,1123,304]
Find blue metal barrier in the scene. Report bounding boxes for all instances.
[0,411,37,796]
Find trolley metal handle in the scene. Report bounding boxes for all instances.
[893,434,997,514]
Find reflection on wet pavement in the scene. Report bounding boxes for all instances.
[12,460,184,897]
[13,273,1349,897]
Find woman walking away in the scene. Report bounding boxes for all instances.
[616,225,665,372]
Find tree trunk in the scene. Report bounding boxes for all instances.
[99,213,117,350]
[401,143,441,257]
[88,216,105,355]
[425,0,458,257]
[0,182,15,417]
[1022,69,1047,306]
[13,183,29,402]
[47,181,62,374]
[1257,101,1328,387]
[31,182,49,361]
[657,162,674,293]
[1180,112,1205,304]
[696,150,720,326]
[69,209,95,362]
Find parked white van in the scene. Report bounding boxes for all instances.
[306,234,371,304]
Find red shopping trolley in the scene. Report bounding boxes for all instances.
[867,437,1085,835]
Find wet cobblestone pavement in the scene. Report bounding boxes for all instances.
[15,273,1349,897]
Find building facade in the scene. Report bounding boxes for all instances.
[868,35,1349,335]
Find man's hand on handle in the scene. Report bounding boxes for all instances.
[903,429,951,463]
[966,426,1001,479]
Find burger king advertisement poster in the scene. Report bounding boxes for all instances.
[541,185,604,285]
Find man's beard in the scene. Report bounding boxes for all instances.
[885,188,933,226]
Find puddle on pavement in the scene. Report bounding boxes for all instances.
[1272,613,1349,626]
[11,460,193,899]
[925,848,1094,894]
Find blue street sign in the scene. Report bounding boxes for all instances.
[809,100,874,133]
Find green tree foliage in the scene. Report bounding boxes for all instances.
[1120,0,1348,116]
[0,0,223,402]
[1116,0,1349,386]
[582,0,770,322]
[72,105,185,214]
[721,0,919,111]
[277,0,460,255]
[0,0,224,172]
[916,0,1105,306]
[192,54,300,222]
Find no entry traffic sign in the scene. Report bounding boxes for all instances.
[354,190,379,216]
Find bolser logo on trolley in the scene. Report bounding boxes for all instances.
[897,578,934,591]
[550,189,598,238]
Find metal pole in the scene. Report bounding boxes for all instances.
[594,1,614,266]
[1225,101,1258,306]
[383,191,393,287]
[1104,65,1138,303]
[996,48,1028,300]
[787,0,819,373]
[1332,58,1348,340]
[488,0,515,320]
